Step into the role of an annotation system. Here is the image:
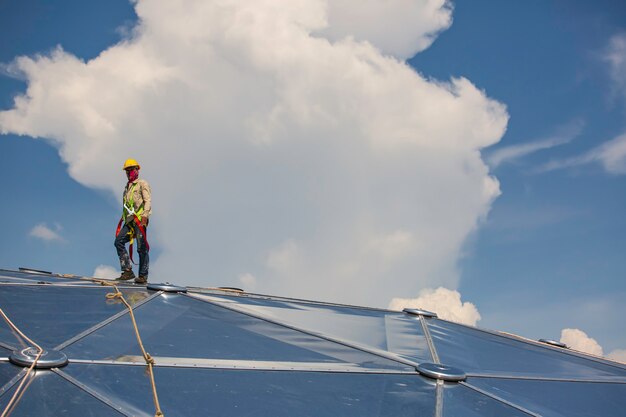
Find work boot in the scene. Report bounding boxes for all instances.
[116,270,135,281]
[134,276,148,284]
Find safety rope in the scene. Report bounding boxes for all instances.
[0,308,43,417]
[99,281,164,417]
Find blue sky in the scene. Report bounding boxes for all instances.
[1,1,625,357]
[409,1,626,353]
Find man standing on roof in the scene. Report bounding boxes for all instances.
[115,159,152,284]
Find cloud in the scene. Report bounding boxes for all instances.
[594,133,626,173]
[486,120,583,169]
[559,328,626,363]
[605,33,626,101]
[538,132,626,175]
[93,264,119,279]
[0,0,508,307]
[560,328,603,356]
[608,349,626,363]
[534,35,626,176]
[318,0,453,59]
[388,287,481,326]
[29,222,64,243]
[238,273,257,291]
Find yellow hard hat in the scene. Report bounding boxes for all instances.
[122,158,141,171]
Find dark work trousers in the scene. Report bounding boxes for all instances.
[114,221,149,277]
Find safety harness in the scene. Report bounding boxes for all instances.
[116,181,150,264]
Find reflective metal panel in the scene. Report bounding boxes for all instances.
[427,319,626,379]
[63,294,411,371]
[0,370,124,416]
[63,363,437,417]
[194,293,432,364]
[0,362,21,391]
[0,269,86,284]
[442,383,532,417]
[467,377,626,417]
[0,285,151,349]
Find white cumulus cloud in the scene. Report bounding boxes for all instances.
[318,0,453,59]
[29,222,64,243]
[93,264,119,279]
[560,328,603,356]
[559,328,626,363]
[238,273,258,291]
[607,349,626,364]
[388,287,481,326]
[0,0,508,307]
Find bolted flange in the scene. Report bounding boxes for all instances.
[417,362,466,382]
[538,339,568,349]
[147,283,188,293]
[403,308,438,318]
[10,347,68,369]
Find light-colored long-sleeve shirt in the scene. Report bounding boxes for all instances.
[122,178,152,221]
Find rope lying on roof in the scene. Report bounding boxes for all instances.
[0,308,43,417]
[99,280,164,417]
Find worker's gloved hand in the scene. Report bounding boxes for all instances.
[141,218,148,227]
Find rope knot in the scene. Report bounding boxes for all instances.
[106,291,123,300]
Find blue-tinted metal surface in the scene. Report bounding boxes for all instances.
[0,363,21,391]
[1,272,626,416]
[467,377,626,417]
[63,363,436,417]
[0,285,152,348]
[0,269,86,284]
[63,293,411,371]
[0,370,124,416]
[195,293,432,364]
[427,319,626,379]
[442,383,532,417]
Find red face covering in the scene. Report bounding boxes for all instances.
[126,169,139,182]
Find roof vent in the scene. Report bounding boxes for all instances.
[403,308,438,318]
[147,283,188,293]
[10,347,68,369]
[417,362,466,382]
[538,339,568,348]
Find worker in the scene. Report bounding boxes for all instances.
[115,159,152,284]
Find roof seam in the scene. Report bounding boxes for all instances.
[466,373,626,384]
[0,369,26,401]
[460,381,541,417]
[419,316,440,364]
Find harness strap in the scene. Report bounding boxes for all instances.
[116,215,150,266]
